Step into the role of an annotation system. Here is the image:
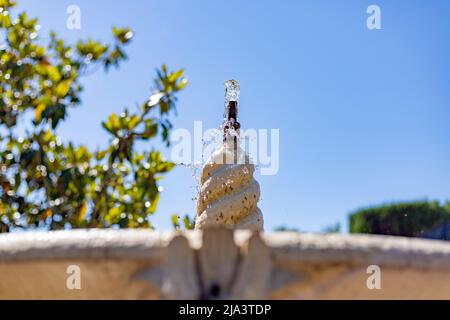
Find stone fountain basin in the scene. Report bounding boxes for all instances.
[0,229,449,299]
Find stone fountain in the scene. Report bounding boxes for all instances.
[1,228,450,299]
[0,81,449,300]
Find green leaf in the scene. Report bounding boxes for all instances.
[95,150,108,161]
[171,214,180,229]
[102,113,120,135]
[41,104,66,128]
[156,161,175,173]
[112,26,133,44]
[183,215,194,230]
[34,103,46,122]
[128,115,140,130]
[105,207,121,225]
[55,79,72,97]
[177,78,188,90]
[45,65,62,82]
[169,69,184,82]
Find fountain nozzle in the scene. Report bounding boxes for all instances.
[223,80,241,141]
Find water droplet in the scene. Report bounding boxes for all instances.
[224,79,240,104]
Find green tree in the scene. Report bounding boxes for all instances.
[349,200,450,238]
[321,222,341,234]
[273,225,300,232]
[0,0,187,232]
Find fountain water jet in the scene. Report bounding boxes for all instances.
[194,80,264,231]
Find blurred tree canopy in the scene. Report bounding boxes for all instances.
[0,0,187,232]
[349,200,450,238]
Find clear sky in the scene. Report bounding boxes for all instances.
[18,0,450,232]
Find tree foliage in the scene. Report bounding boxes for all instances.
[0,0,187,232]
[349,200,450,238]
[171,214,194,231]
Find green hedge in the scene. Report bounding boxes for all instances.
[349,201,450,237]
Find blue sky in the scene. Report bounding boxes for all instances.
[18,0,450,232]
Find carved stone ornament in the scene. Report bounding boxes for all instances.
[138,227,272,299]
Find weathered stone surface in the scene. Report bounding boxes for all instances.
[0,229,449,299]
